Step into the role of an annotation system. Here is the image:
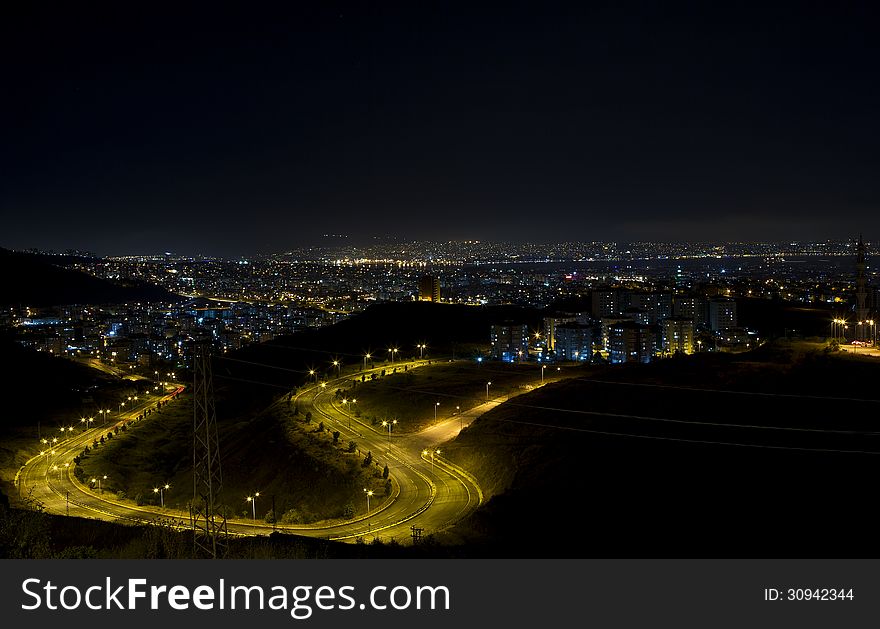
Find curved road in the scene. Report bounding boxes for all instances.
[17,360,486,544]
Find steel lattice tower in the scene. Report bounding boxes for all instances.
[192,340,227,558]
[855,235,868,341]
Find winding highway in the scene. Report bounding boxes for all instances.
[15,360,487,544]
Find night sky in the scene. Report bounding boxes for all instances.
[2,2,878,256]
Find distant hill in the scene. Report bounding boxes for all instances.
[0,335,119,432]
[220,301,542,392]
[0,249,179,306]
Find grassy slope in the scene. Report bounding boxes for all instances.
[347,362,573,432]
[78,393,391,522]
[441,343,880,557]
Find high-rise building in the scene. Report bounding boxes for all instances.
[608,321,655,364]
[543,313,589,351]
[627,291,673,324]
[418,276,441,302]
[662,317,695,355]
[490,323,530,362]
[708,298,737,331]
[554,323,593,361]
[673,295,708,327]
[591,288,627,318]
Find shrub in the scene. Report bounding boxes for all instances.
[281,508,303,524]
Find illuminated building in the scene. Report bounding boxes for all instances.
[662,317,695,355]
[708,298,737,331]
[554,323,592,361]
[490,323,530,362]
[418,276,441,302]
[608,321,655,364]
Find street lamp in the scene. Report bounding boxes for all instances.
[434,401,440,422]
[486,381,492,402]
[91,474,108,494]
[153,483,170,508]
[308,369,316,383]
[364,353,371,371]
[456,405,462,429]
[541,364,547,384]
[417,344,426,359]
[332,360,340,377]
[388,348,398,365]
[422,448,440,472]
[364,488,373,513]
[381,419,397,446]
[342,398,356,428]
[246,492,260,521]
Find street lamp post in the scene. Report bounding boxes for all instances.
[247,492,260,521]
[422,448,440,472]
[332,360,340,377]
[364,353,371,371]
[364,488,373,513]
[486,381,492,402]
[434,401,440,422]
[457,405,462,430]
[153,483,170,508]
[91,474,108,494]
[381,419,397,447]
[541,365,546,384]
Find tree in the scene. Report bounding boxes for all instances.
[385,479,392,496]
[342,502,355,519]
[363,451,373,467]
[264,509,276,524]
[317,421,324,432]
[304,411,312,423]
[383,464,389,479]
[333,431,340,444]
[347,440,357,453]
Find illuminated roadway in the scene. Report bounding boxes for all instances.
[16,360,489,544]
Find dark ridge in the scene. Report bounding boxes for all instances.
[0,249,180,306]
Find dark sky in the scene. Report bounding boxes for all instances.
[2,2,878,256]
